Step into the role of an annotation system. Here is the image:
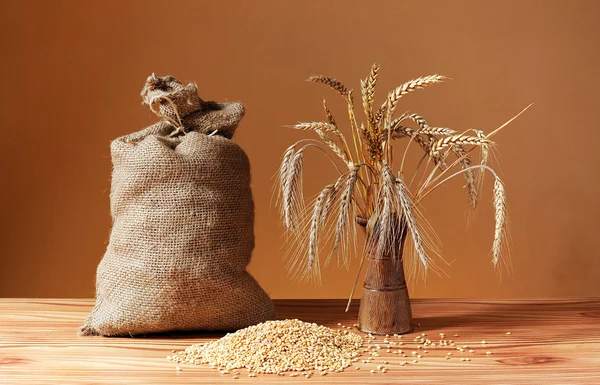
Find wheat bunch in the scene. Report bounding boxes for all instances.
[277,64,527,288]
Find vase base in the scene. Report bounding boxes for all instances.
[357,285,413,335]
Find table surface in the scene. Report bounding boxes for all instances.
[1,298,600,384]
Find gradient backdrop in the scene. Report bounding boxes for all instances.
[1,0,599,299]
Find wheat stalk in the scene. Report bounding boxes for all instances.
[451,144,478,209]
[430,134,492,157]
[492,178,507,267]
[385,75,446,122]
[307,75,349,98]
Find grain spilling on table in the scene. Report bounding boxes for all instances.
[168,319,363,375]
[167,322,506,376]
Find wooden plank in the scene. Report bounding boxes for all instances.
[1,298,599,384]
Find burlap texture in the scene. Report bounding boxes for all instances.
[80,75,276,336]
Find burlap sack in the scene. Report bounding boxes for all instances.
[80,74,276,336]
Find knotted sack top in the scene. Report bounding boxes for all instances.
[139,74,245,139]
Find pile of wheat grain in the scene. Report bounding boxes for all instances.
[168,319,363,376]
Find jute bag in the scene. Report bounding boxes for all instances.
[80,74,276,336]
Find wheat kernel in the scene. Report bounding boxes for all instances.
[370,370,376,373]
[506,332,512,335]
[469,350,475,353]
[175,366,182,371]
[382,368,388,373]
[486,351,492,355]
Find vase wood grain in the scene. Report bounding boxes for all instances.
[357,216,413,335]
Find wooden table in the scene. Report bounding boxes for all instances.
[1,299,599,384]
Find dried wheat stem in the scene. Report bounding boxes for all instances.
[492,178,507,267]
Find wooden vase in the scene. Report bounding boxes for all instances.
[357,217,413,335]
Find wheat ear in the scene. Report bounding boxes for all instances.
[366,63,379,108]
[451,145,478,209]
[419,126,456,136]
[293,122,337,132]
[315,129,351,166]
[390,125,447,169]
[323,98,337,127]
[282,150,305,230]
[308,183,336,271]
[361,63,380,129]
[333,165,361,258]
[375,165,397,257]
[492,178,507,267]
[396,178,429,271]
[307,75,349,98]
[475,129,489,193]
[430,134,492,157]
[278,144,296,226]
[385,75,446,121]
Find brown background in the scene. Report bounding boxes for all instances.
[1,0,599,299]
